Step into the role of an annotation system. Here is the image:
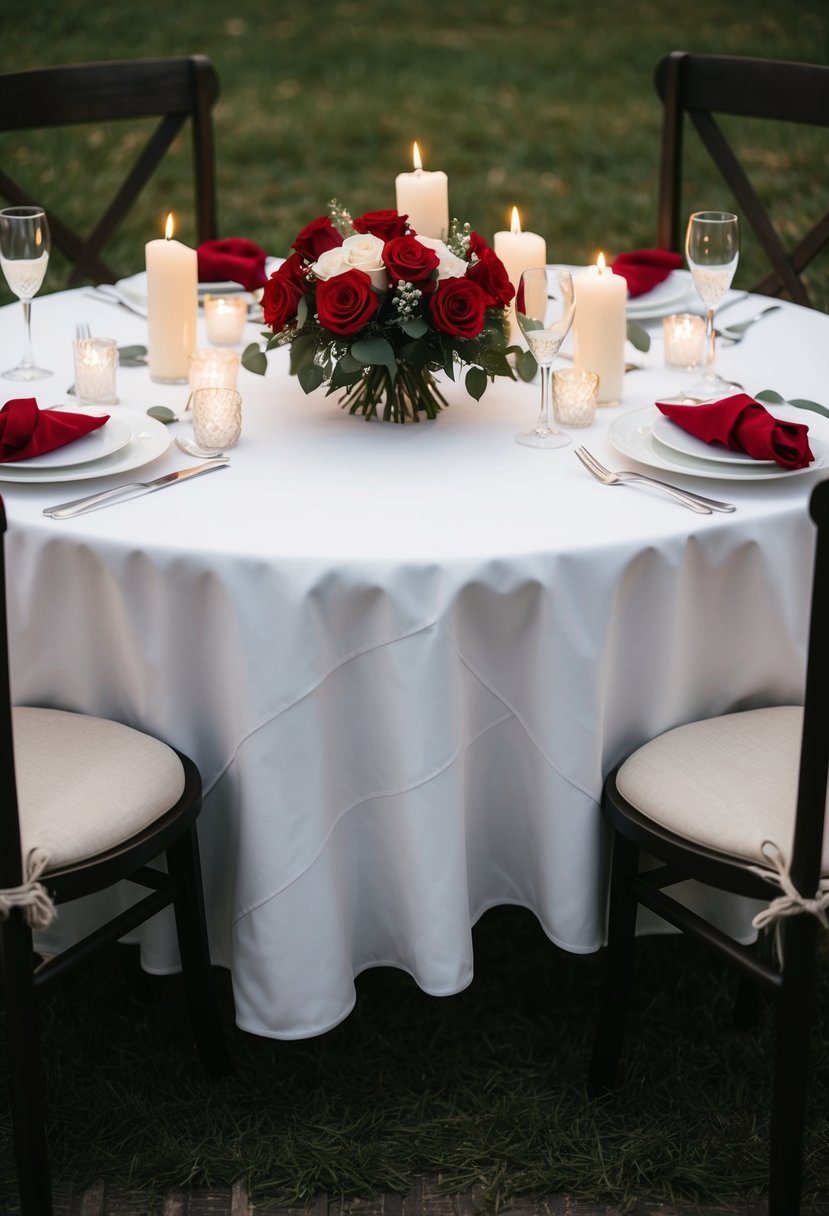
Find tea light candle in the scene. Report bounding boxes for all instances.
[204,294,248,346]
[663,312,706,369]
[188,347,240,393]
[394,142,449,239]
[73,336,118,404]
[493,208,547,343]
[145,212,198,383]
[573,252,626,404]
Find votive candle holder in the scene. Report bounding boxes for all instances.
[73,336,119,404]
[191,386,242,450]
[552,367,599,427]
[663,313,706,369]
[188,347,240,393]
[204,294,249,346]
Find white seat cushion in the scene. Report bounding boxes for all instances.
[615,705,829,876]
[13,706,186,871]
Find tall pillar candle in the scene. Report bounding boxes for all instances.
[145,212,198,383]
[493,207,547,343]
[394,142,449,239]
[573,253,626,404]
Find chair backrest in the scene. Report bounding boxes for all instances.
[0,56,220,286]
[654,51,829,308]
[0,498,24,893]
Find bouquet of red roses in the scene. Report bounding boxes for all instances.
[242,201,522,423]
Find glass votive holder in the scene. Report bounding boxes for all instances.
[203,294,248,346]
[191,387,242,450]
[73,336,118,404]
[188,347,240,393]
[552,367,599,427]
[663,313,706,369]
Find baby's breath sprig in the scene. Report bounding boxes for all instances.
[328,198,356,237]
[446,218,472,260]
[392,281,423,321]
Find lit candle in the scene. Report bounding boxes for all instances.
[573,252,626,404]
[662,312,706,369]
[204,294,248,346]
[493,207,547,343]
[394,142,449,239]
[145,212,198,383]
[188,347,240,392]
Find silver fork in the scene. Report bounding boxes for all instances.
[574,447,736,514]
[75,321,91,340]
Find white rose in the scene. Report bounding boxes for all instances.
[310,246,350,280]
[343,232,389,290]
[415,235,468,279]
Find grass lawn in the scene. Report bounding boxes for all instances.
[1,0,827,305]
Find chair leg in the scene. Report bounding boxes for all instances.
[1,913,53,1216]
[589,830,640,1093]
[767,915,817,1216]
[166,825,231,1077]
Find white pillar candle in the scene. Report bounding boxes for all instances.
[145,212,198,383]
[493,207,547,344]
[573,253,626,404]
[394,142,449,239]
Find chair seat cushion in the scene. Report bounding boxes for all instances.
[615,705,829,874]
[13,707,186,871]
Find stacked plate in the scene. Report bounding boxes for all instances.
[625,270,700,321]
[608,406,829,481]
[0,407,170,484]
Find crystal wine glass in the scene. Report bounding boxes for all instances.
[0,205,52,381]
[515,267,575,448]
[684,210,740,399]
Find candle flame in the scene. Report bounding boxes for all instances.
[510,207,522,236]
[165,212,175,240]
[596,251,606,273]
[412,141,423,171]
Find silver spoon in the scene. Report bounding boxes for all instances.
[175,435,225,459]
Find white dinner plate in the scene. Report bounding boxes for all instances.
[625,272,693,319]
[0,410,171,483]
[12,410,132,470]
[608,406,827,481]
[650,412,776,466]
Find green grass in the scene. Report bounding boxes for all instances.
[2,907,828,1213]
[1,0,827,305]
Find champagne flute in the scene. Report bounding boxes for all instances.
[684,210,740,399]
[515,267,575,448]
[0,205,52,381]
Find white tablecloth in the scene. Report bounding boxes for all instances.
[2,284,825,1037]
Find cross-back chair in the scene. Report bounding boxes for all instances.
[0,498,230,1216]
[589,477,829,1214]
[655,51,829,308]
[0,55,220,286]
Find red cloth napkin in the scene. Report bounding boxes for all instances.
[197,238,269,292]
[0,398,109,463]
[656,393,814,470]
[611,248,684,298]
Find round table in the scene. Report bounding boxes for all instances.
[1,281,825,1038]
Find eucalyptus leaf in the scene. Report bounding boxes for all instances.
[242,343,268,375]
[146,406,178,424]
[756,389,785,405]
[401,317,428,339]
[465,366,487,401]
[351,338,397,377]
[626,319,651,353]
[298,362,325,394]
[515,350,538,382]
[788,398,829,420]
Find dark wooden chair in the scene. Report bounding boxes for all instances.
[589,476,829,1214]
[0,498,230,1216]
[655,51,829,307]
[0,55,220,286]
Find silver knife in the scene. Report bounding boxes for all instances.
[43,459,229,519]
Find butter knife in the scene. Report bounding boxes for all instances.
[43,459,229,519]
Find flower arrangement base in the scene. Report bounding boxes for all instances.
[338,364,450,424]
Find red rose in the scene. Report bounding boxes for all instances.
[382,235,439,287]
[467,231,492,258]
[315,268,379,335]
[262,253,308,331]
[466,247,515,309]
[291,216,343,261]
[429,277,488,339]
[352,209,409,241]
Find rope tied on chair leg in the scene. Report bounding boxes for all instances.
[749,840,829,962]
[0,849,56,930]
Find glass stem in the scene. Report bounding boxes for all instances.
[705,307,716,374]
[539,363,552,430]
[19,298,34,370]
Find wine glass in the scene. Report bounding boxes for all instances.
[0,205,52,381]
[684,210,740,399]
[515,267,575,448]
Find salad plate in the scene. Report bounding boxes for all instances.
[0,410,171,483]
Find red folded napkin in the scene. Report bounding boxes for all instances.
[0,398,109,463]
[197,238,269,292]
[611,248,684,298]
[656,393,814,470]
